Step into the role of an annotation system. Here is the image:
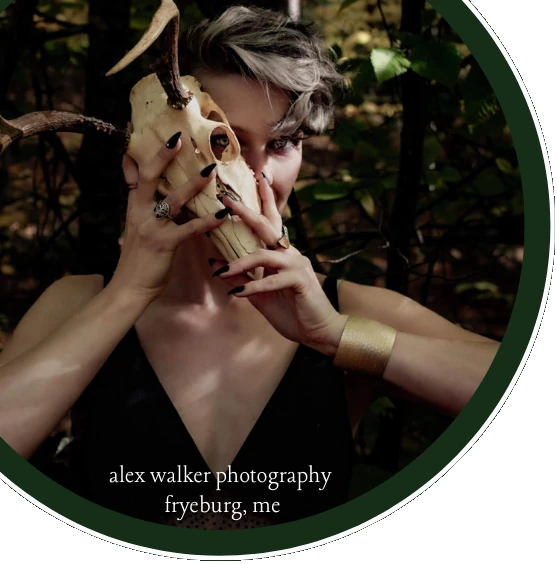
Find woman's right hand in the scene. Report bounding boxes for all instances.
[108,132,229,301]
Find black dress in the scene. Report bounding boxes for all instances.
[71,277,354,529]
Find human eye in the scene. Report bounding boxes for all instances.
[210,131,230,160]
[268,136,301,153]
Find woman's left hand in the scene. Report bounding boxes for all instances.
[210,179,347,356]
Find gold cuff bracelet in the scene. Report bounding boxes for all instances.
[333,316,397,376]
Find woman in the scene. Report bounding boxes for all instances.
[0,6,498,528]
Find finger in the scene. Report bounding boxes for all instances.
[212,248,299,279]
[136,131,183,205]
[163,163,217,216]
[227,271,302,297]
[122,154,139,188]
[207,258,251,287]
[259,172,282,228]
[170,206,231,244]
[222,194,282,248]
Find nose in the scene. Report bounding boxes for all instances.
[242,148,273,186]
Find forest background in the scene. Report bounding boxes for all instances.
[0,0,522,497]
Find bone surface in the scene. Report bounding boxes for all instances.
[127,74,263,264]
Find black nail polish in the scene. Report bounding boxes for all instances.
[208,258,217,266]
[223,191,239,202]
[200,163,217,178]
[228,285,245,295]
[166,131,182,149]
[212,265,230,277]
[215,207,232,219]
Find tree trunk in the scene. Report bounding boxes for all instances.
[386,0,429,295]
[75,0,132,276]
[0,0,38,113]
[372,0,429,476]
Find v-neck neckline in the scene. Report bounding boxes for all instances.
[131,325,303,477]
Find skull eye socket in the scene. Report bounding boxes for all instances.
[209,126,238,162]
[210,132,229,160]
[210,133,230,160]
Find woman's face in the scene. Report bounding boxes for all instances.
[198,73,302,213]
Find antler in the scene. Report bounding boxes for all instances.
[0,111,129,156]
[105,0,193,109]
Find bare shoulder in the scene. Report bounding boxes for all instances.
[0,274,104,366]
[324,275,494,343]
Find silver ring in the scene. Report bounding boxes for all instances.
[268,224,290,250]
[153,200,171,219]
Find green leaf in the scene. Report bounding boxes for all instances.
[422,136,444,166]
[440,166,462,182]
[455,281,501,298]
[331,119,368,151]
[495,158,515,175]
[462,61,501,128]
[338,0,362,13]
[370,48,411,84]
[312,181,351,201]
[410,40,462,88]
[181,3,204,24]
[357,190,375,217]
[353,140,378,159]
[347,58,376,94]
[475,170,505,196]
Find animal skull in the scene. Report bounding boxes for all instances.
[124,74,263,263]
[0,0,264,265]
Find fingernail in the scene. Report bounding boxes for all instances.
[200,163,217,178]
[228,285,245,295]
[215,207,232,219]
[223,191,239,202]
[208,258,217,266]
[212,265,230,277]
[166,131,182,149]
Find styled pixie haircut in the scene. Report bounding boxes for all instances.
[180,6,345,137]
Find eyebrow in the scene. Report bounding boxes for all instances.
[229,120,285,138]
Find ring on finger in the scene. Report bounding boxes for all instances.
[268,224,290,250]
[153,200,172,219]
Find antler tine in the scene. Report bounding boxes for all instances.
[0,111,130,155]
[106,0,192,110]
[153,12,194,110]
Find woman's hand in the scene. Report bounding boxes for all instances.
[210,177,348,356]
[109,132,230,302]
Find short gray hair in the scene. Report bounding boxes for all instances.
[180,6,345,137]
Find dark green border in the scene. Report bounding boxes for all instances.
[0,0,551,556]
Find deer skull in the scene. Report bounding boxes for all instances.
[0,0,264,265]
[124,73,263,263]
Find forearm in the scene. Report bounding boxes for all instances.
[319,315,498,416]
[383,333,498,416]
[0,284,150,458]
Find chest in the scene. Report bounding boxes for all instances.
[134,312,299,473]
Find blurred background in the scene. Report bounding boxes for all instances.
[0,0,522,498]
